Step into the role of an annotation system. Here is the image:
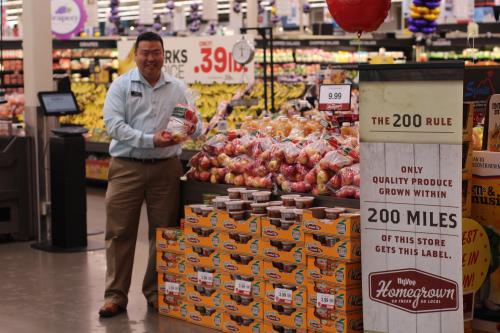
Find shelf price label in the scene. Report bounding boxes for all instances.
[317,293,335,309]
[234,280,252,296]
[319,84,352,112]
[165,282,180,296]
[274,288,293,304]
[197,271,214,287]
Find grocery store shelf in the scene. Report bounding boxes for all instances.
[0,58,23,61]
[53,56,117,61]
[180,179,360,209]
[0,70,23,74]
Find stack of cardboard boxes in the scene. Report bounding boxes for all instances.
[156,189,363,332]
[302,208,363,333]
[156,228,188,319]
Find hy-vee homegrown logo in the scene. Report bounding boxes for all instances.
[369,269,458,313]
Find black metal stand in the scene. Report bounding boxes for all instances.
[241,27,276,113]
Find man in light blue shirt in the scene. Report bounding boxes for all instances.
[99,32,201,318]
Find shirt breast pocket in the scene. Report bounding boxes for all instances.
[125,89,144,125]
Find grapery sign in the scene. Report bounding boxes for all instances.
[51,0,87,40]
[369,269,459,313]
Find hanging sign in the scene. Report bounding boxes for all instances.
[51,0,88,40]
[118,35,255,84]
[139,0,155,25]
[360,64,464,333]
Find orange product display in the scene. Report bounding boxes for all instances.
[220,292,265,318]
[307,307,363,333]
[304,234,361,261]
[222,313,264,333]
[155,227,185,253]
[306,256,362,287]
[213,231,263,256]
[261,238,306,265]
[302,210,360,238]
[263,302,307,330]
[156,250,186,275]
[264,282,307,308]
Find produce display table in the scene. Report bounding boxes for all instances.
[180,179,360,209]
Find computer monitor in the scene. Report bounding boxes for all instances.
[38,91,81,116]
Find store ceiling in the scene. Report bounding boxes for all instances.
[2,0,400,25]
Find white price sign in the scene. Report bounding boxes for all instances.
[234,280,252,296]
[317,293,335,309]
[197,271,214,286]
[274,288,293,304]
[165,282,180,296]
[319,84,352,111]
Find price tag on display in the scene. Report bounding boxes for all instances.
[318,84,352,111]
[164,282,180,296]
[274,288,293,304]
[234,280,252,296]
[197,271,214,287]
[317,293,335,309]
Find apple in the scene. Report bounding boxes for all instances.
[353,174,361,187]
[210,174,219,184]
[199,171,210,182]
[276,174,285,186]
[200,156,211,169]
[281,181,292,192]
[291,181,306,193]
[210,157,220,168]
[234,175,245,186]
[307,153,322,169]
[316,184,328,195]
[329,175,342,189]
[257,176,272,189]
[317,169,330,185]
[193,169,200,180]
[268,159,280,172]
[224,143,236,156]
[304,183,313,193]
[297,151,309,165]
[305,169,317,185]
[260,150,271,161]
[225,172,235,184]
[217,153,230,166]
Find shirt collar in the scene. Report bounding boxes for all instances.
[131,68,170,88]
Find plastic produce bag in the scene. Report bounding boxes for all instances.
[165,104,198,144]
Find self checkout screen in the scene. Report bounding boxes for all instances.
[38,92,80,116]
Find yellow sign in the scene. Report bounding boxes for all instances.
[462,218,491,293]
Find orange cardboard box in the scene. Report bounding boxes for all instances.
[262,322,307,333]
[184,264,223,288]
[158,300,187,320]
[157,273,187,297]
[222,313,265,333]
[213,231,263,256]
[261,217,304,242]
[215,210,261,235]
[155,228,185,253]
[219,273,265,299]
[185,245,221,267]
[184,225,219,248]
[305,234,361,261]
[306,282,362,312]
[263,302,307,329]
[184,206,217,228]
[306,256,361,287]
[302,211,360,238]
[307,307,363,333]
[221,292,264,318]
[185,302,223,330]
[261,239,305,265]
[264,282,307,308]
[220,252,264,277]
[185,282,223,308]
[156,251,186,275]
[263,260,306,285]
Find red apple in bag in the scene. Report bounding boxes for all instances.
[326,0,391,33]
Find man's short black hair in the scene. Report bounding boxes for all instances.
[134,32,164,52]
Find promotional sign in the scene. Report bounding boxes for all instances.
[462,218,491,294]
[486,94,500,152]
[318,84,352,111]
[51,0,87,40]
[471,150,500,326]
[118,35,255,84]
[360,64,464,333]
[463,66,500,126]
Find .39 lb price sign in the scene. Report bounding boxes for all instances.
[359,64,464,333]
[117,35,255,84]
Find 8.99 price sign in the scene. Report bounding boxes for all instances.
[164,36,254,84]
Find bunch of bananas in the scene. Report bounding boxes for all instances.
[189,83,246,121]
[60,82,109,141]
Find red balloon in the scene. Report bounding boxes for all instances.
[326,0,391,33]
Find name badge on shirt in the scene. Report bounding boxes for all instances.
[131,91,142,97]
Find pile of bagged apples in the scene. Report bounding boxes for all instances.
[186,128,360,199]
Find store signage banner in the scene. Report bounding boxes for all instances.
[51,0,87,40]
[118,36,255,84]
[360,74,464,332]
